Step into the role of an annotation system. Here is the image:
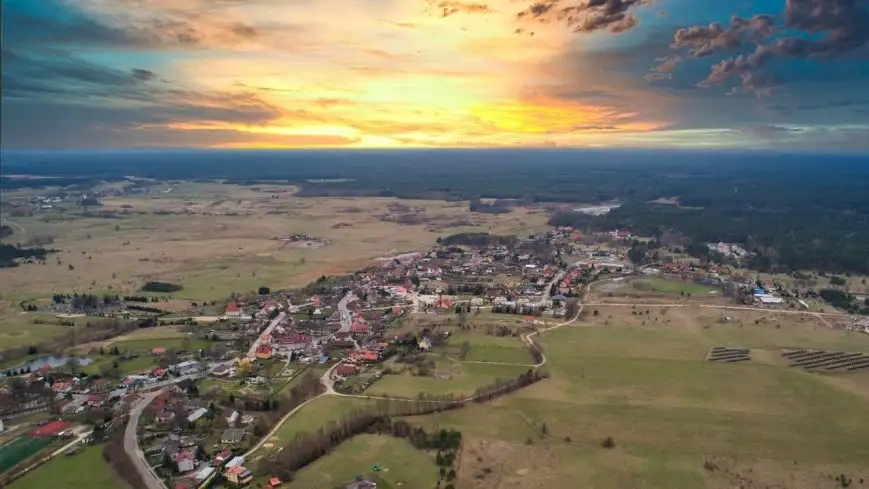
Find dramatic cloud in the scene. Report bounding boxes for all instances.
[516,0,656,34]
[665,0,869,96]
[671,15,775,57]
[2,0,869,149]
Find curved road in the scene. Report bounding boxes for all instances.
[125,390,169,489]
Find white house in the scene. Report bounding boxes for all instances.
[187,407,208,423]
[226,410,239,426]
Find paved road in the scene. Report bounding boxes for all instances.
[247,311,287,359]
[124,390,168,489]
[136,372,205,393]
[337,291,355,333]
[536,270,566,307]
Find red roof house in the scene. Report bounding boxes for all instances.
[336,364,359,376]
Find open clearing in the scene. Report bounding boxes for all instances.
[403,308,869,489]
[6,446,125,489]
[280,434,438,489]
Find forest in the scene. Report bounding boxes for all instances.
[3,149,868,274]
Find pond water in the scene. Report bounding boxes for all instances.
[8,355,94,373]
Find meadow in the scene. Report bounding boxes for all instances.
[278,434,438,489]
[398,310,869,489]
[368,361,531,399]
[6,446,125,489]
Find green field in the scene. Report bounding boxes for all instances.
[0,437,54,473]
[404,321,869,489]
[464,345,535,364]
[82,354,160,376]
[106,336,209,353]
[366,362,531,398]
[0,313,92,350]
[7,446,123,489]
[280,434,438,489]
[634,277,718,296]
[270,396,379,445]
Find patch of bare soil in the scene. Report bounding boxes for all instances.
[703,455,868,489]
[457,439,560,489]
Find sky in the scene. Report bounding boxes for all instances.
[2,0,869,149]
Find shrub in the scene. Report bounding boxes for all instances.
[601,436,615,449]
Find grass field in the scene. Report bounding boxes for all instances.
[0,312,92,350]
[82,354,160,376]
[280,434,438,489]
[404,312,869,489]
[269,396,379,446]
[632,277,719,296]
[105,336,210,353]
[0,437,54,474]
[6,446,125,489]
[444,331,535,365]
[366,362,531,398]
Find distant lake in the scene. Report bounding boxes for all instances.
[8,355,94,373]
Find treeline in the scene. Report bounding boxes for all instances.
[102,426,149,489]
[437,232,516,247]
[123,295,162,303]
[469,198,512,214]
[260,411,462,482]
[491,304,543,316]
[471,368,548,402]
[0,243,54,268]
[141,281,183,293]
[526,339,544,365]
[126,304,165,314]
[550,203,869,274]
[52,293,121,309]
[819,289,869,315]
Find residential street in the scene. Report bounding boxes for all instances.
[337,291,355,333]
[124,390,168,489]
[246,311,287,359]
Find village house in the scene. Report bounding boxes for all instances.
[336,364,359,376]
[255,345,273,360]
[225,303,242,317]
[176,450,196,473]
